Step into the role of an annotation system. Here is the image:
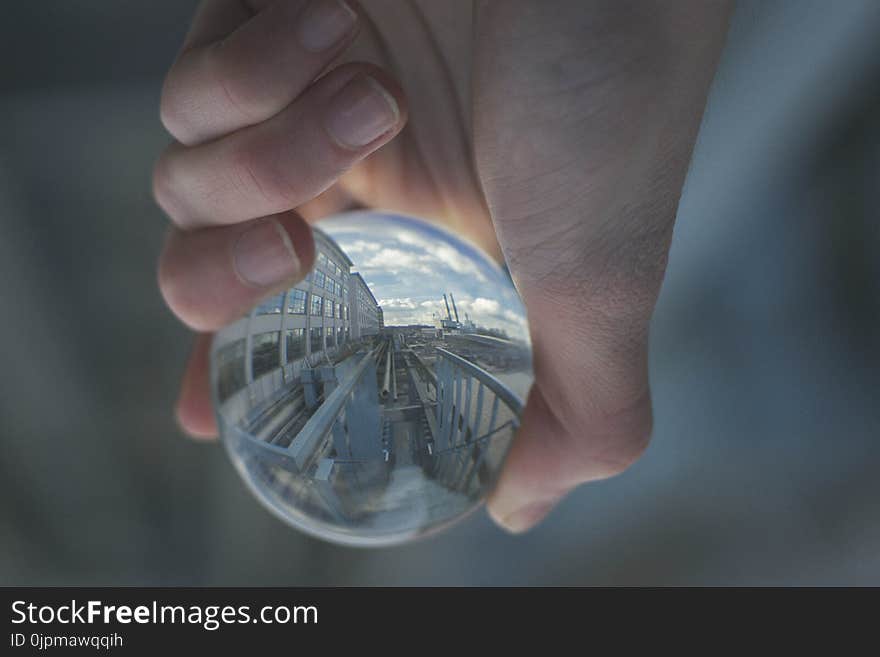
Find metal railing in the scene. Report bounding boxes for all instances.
[229,345,386,524]
[431,347,524,495]
[229,341,527,520]
[288,345,382,470]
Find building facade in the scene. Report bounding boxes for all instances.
[349,272,381,339]
[213,231,357,403]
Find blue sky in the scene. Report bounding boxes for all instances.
[318,212,529,341]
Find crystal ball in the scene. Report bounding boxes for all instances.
[211,211,533,546]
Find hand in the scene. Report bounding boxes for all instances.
[154,0,732,533]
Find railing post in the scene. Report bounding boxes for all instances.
[319,365,337,397]
[302,368,319,410]
[451,376,474,485]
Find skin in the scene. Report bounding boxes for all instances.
[154,0,733,533]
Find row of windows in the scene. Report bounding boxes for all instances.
[310,294,347,319]
[312,270,345,297]
[317,252,346,280]
[216,327,352,401]
[257,289,348,320]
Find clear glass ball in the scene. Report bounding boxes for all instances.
[211,211,533,546]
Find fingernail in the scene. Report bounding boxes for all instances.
[296,0,357,53]
[233,218,301,287]
[494,498,559,534]
[324,75,400,149]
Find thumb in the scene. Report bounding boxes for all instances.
[487,319,654,533]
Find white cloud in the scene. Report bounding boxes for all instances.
[504,308,528,327]
[392,229,489,283]
[360,248,434,276]
[340,240,381,254]
[470,298,501,316]
[378,297,417,309]
[381,307,437,326]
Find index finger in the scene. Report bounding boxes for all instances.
[162,0,360,145]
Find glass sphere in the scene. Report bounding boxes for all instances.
[211,211,533,546]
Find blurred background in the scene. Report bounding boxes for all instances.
[1,0,878,585]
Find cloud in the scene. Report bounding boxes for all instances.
[326,218,529,340]
[359,248,434,276]
[504,309,528,327]
[380,307,436,326]
[340,240,381,254]
[378,297,417,309]
[470,297,501,316]
[392,229,489,283]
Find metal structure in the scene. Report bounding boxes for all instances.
[449,293,460,323]
[225,335,525,524]
[440,292,461,331]
[429,348,522,494]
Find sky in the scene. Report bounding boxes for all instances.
[318,212,529,342]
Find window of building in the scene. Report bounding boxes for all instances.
[325,299,334,318]
[287,288,307,314]
[310,327,323,354]
[314,270,326,289]
[251,332,280,380]
[326,326,335,347]
[216,339,246,401]
[255,292,284,315]
[310,294,323,316]
[337,326,345,345]
[318,253,328,269]
[285,328,305,362]
[337,303,343,319]
[334,264,342,278]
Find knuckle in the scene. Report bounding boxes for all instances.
[583,393,653,479]
[152,154,175,216]
[549,385,653,482]
[152,150,188,226]
[159,70,196,144]
[206,43,259,123]
[596,424,652,478]
[228,142,290,208]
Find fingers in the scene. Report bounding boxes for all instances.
[159,211,315,332]
[162,0,360,145]
[154,63,406,230]
[176,333,218,440]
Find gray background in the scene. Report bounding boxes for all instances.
[1,0,878,585]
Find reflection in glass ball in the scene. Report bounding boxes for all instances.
[211,212,533,546]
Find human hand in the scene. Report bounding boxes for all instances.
[154,0,732,533]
